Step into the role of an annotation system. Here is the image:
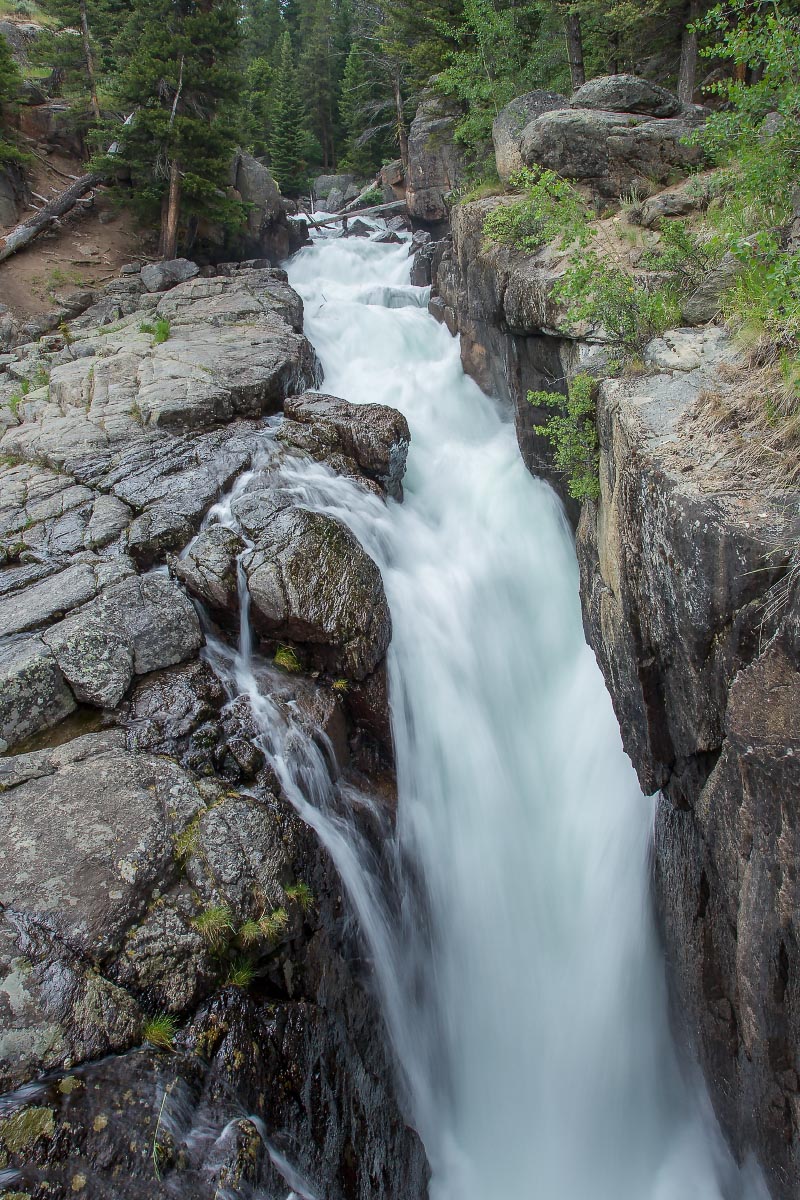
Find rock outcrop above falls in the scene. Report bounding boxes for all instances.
[406,89,469,225]
[0,261,426,1198]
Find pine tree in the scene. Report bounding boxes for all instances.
[105,0,243,256]
[0,35,23,163]
[339,39,395,174]
[242,0,283,60]
[268,31,308,195]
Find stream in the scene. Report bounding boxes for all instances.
[204,222,767,1200]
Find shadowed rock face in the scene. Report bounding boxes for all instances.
[406,90,469,225]
[576,342,800,1199]
[0,261,426,1198]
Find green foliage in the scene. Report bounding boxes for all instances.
[99,0,244,243]
[236,918,264,948]
[331,677,349,693]
[686,2,800,352]
[191,903,234,950]
[359,185,383,205]
[268,31,308,195]
[338,41,392,176]
[529,372,600,501]
[259,907,289,939]
[285,881,314,912]
[173,817,200,863]
[225,957,256,987]
[641,218,716,289]
[153,317,171,344]
[0,31,23,162]
[483,167,588,252]
[274,643,301,672]
[435,0,568,156]
[143,1013,178,1050]
[556,251,682,355]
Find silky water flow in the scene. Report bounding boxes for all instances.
[197,221,769,1200]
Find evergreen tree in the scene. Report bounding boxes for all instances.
[104,0,243,256]
[34,0,129,115]
[296,0,350,170]
[241,0,282,60]
[268,30,308,194]
[339,38,397,173]
[0,35,23,163]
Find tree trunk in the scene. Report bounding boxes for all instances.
[678,0,700,103]
[392,76,409,172]
[79,0,100,121]
[0,171,103,263]
[161,158,182,260]
[564,11,585,89]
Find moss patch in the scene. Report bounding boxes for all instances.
[0,1106,56,1153]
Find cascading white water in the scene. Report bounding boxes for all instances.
[203,222,768,1200]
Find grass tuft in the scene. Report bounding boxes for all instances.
[143,1013,177,1051]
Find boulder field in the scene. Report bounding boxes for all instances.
[0,261,425,1199]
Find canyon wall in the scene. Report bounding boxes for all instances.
[427,199,800,1199]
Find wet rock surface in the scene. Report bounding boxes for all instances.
[0,257,424,1197]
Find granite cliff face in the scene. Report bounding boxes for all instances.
[422,194,800,1199]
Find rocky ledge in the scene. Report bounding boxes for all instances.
[0,263,425,1199]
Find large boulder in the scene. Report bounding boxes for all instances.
[571,74,682,117]
[173,523,244,620]
[520,105,705,199]
[492,90,568,182]
[232,152,309,262]
[241,500,391,679]
[406,89,469,224]
[140,258,200,292]
[283,391,411,499]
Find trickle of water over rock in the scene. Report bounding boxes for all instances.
[202,220,768,1200]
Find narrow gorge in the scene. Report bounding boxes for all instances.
[0,9,799,1198]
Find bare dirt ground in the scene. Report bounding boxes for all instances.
[0,145,153,320]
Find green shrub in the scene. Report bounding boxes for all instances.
[483,167,589,253]
[556,253,682,356]
[359,185,383,206]
[529,373,600,502]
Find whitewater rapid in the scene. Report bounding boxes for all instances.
[207,222,767,1200]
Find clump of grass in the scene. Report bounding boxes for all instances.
[191,903,234,950]
[143,1013,177,1051]
[259,907,289,940]
[173,817,200,864]
[236,918,263,948]
[274,644,300,673]
[331,678,349,693]
[285,882,314,913]
[153,317,171,344]
[139,321,155,335]
[226,957,256,988]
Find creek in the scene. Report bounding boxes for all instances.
[201,222,766,1200]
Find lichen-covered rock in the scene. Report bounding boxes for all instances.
[520,106,705,198]
[243,502,391,679]
[283,391,410,499]
[172,523,244,618]
[570,74,682,117]
[406,89,469,224]
[0,636,77,751]
[492,90,568,181]
[140,258,200,293]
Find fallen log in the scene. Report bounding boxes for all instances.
[0,170,104,264]
[303,199,408,229]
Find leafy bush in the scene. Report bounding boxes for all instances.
[556,253,682,356]
[483,167,588,253]
[359,185,383,206]
[529,373,600,502]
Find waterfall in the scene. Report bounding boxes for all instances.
[203,223,768,1200]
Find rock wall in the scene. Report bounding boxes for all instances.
[433,196,800,1199]
[0,263,426,1198]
